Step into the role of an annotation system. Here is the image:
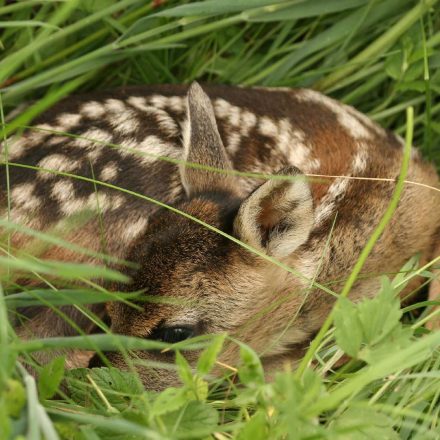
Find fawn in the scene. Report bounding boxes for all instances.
[2,82,439,390]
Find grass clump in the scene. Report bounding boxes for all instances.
[1,1,440,439]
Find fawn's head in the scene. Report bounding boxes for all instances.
[100,83,315,389]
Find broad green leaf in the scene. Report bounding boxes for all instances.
[38,356,65,400]
[196,333,226,376]
[333,407,399,439]
[162,400,218,439]
[396,80,426,92]
[359,326,413,364]
[151,387,188,417]
[357,278,402,346]
[334,297,363,357]
[334,276,413,362]
[238,342,265,386]
[67,367,143,411]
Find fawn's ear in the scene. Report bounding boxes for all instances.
[234,167,314,258]
[180,82,235,196]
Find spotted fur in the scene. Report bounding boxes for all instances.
[2,82,439,389]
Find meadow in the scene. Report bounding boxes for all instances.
[0,0,440,438]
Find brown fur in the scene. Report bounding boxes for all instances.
[2,82,439,390]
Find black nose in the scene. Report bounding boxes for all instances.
[88,353,104,368]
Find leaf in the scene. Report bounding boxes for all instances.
[246,0,369,22]
[238,342,265,386]
[38,356,65,400]
[0,399,11,440]
[192,376,209,401]
[357,278,402,346]
[162,401,218,439]
[67,367,143,411]
[359,326,413,364]
[385,51,404,80]
[334,275,413,362]
[175,351,194,388]
[396,81,426,92]
[4,379,26,418]
[334,297,363,357]
[156,0,293,17]
[390,255,419,293]
[151,387,188,417]
[237,410,268,440]
[78,0,115,13]
[196,333,226,376]
[333,407,399,439]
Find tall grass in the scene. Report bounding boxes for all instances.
[0,1,439,439]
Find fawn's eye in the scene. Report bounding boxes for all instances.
[149,326,195,343]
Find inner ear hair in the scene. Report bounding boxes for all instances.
[234,166,314,258]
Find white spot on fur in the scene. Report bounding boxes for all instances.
[127,96,179,135]
[11,183,40,211]
[75,129,112,148]
[102,99,140,135]
[51,181,84,215]
[99,162,118,181]
[127,96,147,109]
[113,116,139,135]
[81,101,106,118]
[52,180,124,216]
[134,135,181,163]
[122,217,148,241]
[57,113,82,129]
[2,137,26,160]
[214,99,258,133]
[251,86,293,92]
[241,111,257,136]
[38,154,81,179]
[149,95,185,113]
[315,141,369,225]
[105,99,126,113]
[259,117,320,172]
[87,191,125,212]
[259,116,279,138]
[226,132,241,155]
[298,89,372,140]
[352,144,368,173]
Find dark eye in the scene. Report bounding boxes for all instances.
[149,326,195,343]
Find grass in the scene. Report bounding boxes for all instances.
[1,0,440,439]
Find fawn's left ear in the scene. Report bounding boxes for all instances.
[180,82,235,196]
[234,167,314,258]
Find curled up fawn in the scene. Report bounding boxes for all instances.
[2,82,440,390]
